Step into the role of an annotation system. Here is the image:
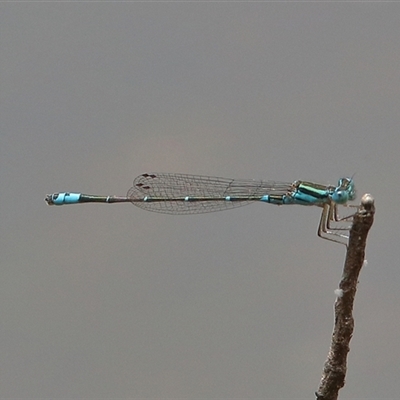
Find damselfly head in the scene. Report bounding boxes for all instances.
[345,178,357,201]
[331,178,356,204]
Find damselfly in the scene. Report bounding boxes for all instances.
[45,173,357,245]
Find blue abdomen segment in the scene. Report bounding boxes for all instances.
[52,192,82,205]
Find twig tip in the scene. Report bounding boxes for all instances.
[361,193,374,209]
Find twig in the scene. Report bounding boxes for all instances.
[315,194,375,400]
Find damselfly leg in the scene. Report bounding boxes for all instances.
[318,203,359,246]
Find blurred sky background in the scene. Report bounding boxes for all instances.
[1,2,399,399]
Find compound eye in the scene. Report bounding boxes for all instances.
[332,190,348,204]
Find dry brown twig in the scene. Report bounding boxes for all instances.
[315,193,375,400]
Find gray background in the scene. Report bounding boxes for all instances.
[1,2,399,399]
